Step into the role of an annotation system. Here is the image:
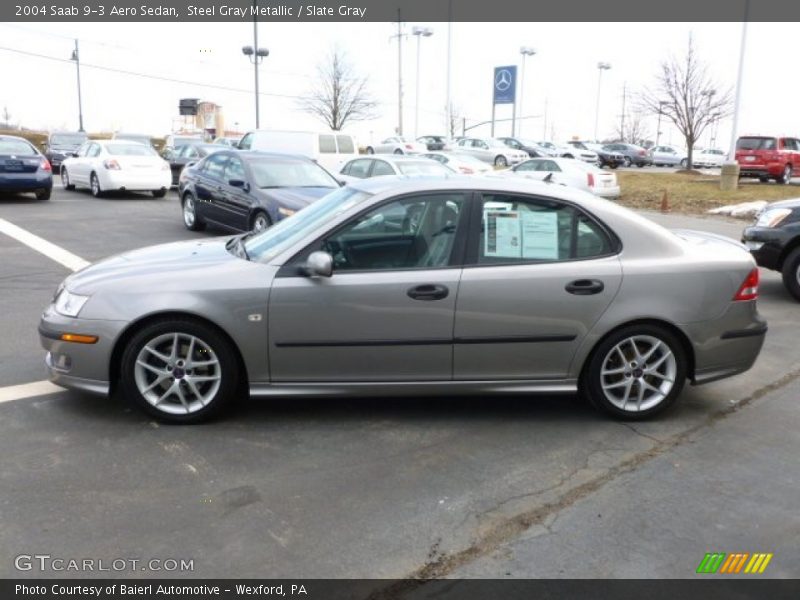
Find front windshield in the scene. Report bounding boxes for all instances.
[243,186,373,262]
[106,143,158,156]
[51,134,87,146]
[249,157,339,189]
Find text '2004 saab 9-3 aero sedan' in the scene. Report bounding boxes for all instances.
[39,177,767,424]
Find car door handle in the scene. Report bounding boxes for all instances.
[407,284,449,301]
[565,279,605,295]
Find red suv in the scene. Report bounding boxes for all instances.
[736,135,800,184]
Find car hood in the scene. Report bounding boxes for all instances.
[65,237,237,295]
[259,186,335,211]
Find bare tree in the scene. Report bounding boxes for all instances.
[299,47,379,131]
[1,106,11,129]
[639,36,732,169]
[613,110,650,147]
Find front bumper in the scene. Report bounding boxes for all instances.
[39,306,128,397]
[741,226,793,271]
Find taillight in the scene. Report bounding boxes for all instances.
[40,159,52,172]
[405,144,413,150]
[733,268,759,301]
[638,149,646,156]
[587,173,595,187]
[103,159,121,170]
[459,166,474,174]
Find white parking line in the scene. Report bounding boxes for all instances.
[0,380,62,404]
[0,217,89,272]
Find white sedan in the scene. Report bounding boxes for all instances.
[365,136,427,155]
[60,140,172,198]
[497,157,620,198]
[693,148,726,168]
[421,152,494,175]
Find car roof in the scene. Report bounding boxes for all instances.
[0,134,34,142]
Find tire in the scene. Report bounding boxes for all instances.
[623,157,632,168]
[182,193,205,231]
[680,158,688,168]
[781,247,800,301]
[36,189,51,201]
[637,163,645,168]
[776,164,792,185]
[119,317,241,424]
[90,172,103,197]
[152,189,167,198]
[562,153,574,159]
[759,176,770,183]
[365,147,374,154]
[393,148,404,155]
[494,155,508,167]
[581,324,687,421]
[61,167,75,191]
[251,210,272,232]
[609,163,618,170]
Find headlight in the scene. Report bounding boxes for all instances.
[755,207,791,228]
[278,207,296,218]
[54,289,90,317]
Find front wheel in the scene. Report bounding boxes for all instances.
[152,189,167,198]
[365,147,374,154]
[623,157,632,168]
[776,164,793,185]
[251,210,271,232]
[61,168,75,191]
[494,155,508,167]
[36,189,51,201]
[90,172,103,197]
[680,158,688,168]
[582,324,686,420]
[119,318,241,423]
[182,193,205,231]
[782,248,800,301]
[393,148,404,155]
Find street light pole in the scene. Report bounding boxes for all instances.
[397,11,404,135]
[70,39,84,132]
[518,46,536,137]
[655,100,668,147]
[594,62,611,141]
[445,0,453,138]
[412,26,433,139]
[241,1,269,130]
[728,0,750,161]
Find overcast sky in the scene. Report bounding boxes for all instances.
[0,21,793,149]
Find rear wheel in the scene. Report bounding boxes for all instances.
[759,176,770,183]
[182,193,205,231]
[35,189,51,201]
[494,155,508,167]
[623,157,632,168]
[393,148,404,155]
[119,318,240,424]
[152,189,167,198]
[679,158,688,168]
[61,167,75,191]
[90,172,103,197]
[781,247,800,301]
[251,210,271,232]
[582,324,686,420]
[365,147,374,154]
[776,164,792,184]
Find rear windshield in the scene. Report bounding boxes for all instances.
[0,139,37,155]
[396,161,452,176]
[50,133,87,146]
[106,144,158,156]
[737,137,777,150]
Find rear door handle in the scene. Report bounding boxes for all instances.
[407,284,449,301]
[565,279,605,295]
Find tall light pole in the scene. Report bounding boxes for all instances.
[593,61,611,141]
[412,26,433,138]
[242,1,269,129]
[444,0,453,138]
[70,39,84,132]
[728,0,750,161]
[517,46,536,137]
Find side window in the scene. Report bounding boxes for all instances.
[239,133,253,150]
[782,138,797,151]
[224,157,246,182]
[88,144,102,158]
[541,160,561,172]
[203,154,229,180]
[347,159,372,178]
[323,193,467,271]
[370,161,395,177]
[476,194,613,264]
[515,160,539,172]
[319,134,336,154]
[76,143,90,157]
[336,135,355,154]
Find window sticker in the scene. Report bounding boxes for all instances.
[484,210,522,258]
[483,209,560,260]
[521,211,559,259]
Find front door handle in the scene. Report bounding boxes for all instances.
[565,279,605,295]
[407,284,449,301]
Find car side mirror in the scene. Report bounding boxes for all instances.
[304,251,333,278]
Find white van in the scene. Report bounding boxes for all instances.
[237,130,358,173]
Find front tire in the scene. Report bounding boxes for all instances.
[393,148,404,155]
[119,318,240,424]
[680,158,688,168]
[781,248,800,301]
[365,146,375,154]
[582,324,687,420]
[61,168,75,191]
[90,172,103,197]
[494,155,508,167]
[623,157,632,168]
[36,189,51,201]
[776,164,792,185]
[152,189,167,198]
[251,210,271,232]
[182,193,205,231]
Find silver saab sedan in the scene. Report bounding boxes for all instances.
[39,177,767,424]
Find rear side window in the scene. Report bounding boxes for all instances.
[203,154,229,180]
[737,137,776,150]
[781,138,797,151]
[319,135,336,153]
[346,159,372,178]
[475,194,614,264]
[239,133,253,150]
[371,161,395,176]
[336,135,355,153]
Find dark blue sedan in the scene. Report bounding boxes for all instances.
[177,150,340,232]
[0,135,53,200]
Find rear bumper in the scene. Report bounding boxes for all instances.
[0,172,53,193]
[593,185,621,198]
[100,170,171,191]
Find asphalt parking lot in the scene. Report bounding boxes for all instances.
[0,184,798,583]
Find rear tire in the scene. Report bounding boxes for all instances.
[36,189,51,201]
[182,193,205,231]
[494,155,508,167]
[776,164,792,185]
[759,176,770,183]
[680,158,688,168]
[581,324,687,421]
[90,172,103,197]
[61,168,75,191]
[119,318,240,424]
[152,189,167,198]
[623,157,632,168]
[251,210,271,232]
[365,147,374,154]
[781,248,800,301]
[393,148,404,155]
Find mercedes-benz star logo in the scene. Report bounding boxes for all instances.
[495,69,512,92]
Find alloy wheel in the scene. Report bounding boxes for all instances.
[599,335,677,413]
[133,332,221,415]
[252,212,270,232]
[61,169,69,187]
[183,196,196,227]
